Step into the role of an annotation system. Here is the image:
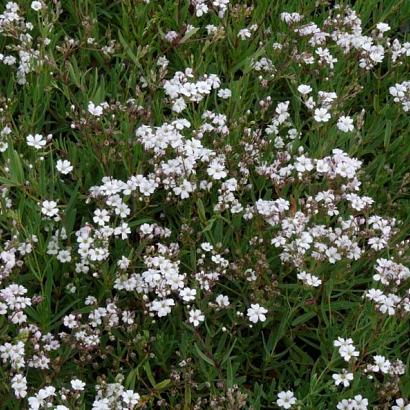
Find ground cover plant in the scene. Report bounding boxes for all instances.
[0,0,410,408]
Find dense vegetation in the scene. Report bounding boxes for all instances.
[0,0,410,408]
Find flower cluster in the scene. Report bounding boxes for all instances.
[331,336,406,401]
[280,5,410,71]
[389,81,410,112]
[163,68,221,113]
[0,1,409,408]
[92,375,140,410]
[364,258,410,316]
[190,0,230,18]
[336,395,368,410]
[0,2,59,84]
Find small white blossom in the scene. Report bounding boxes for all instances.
[31,1,43,11]
[337,116,354,132]
[247,304,268,323]
[217,88,231,99]
[88,102,104,117]
[332,371,354,387]
[189,308,205,327]
[314,108,331,122]
[70,378,85,391]
[26,134,46,149]
[41,200,59,218]
[297,84,312,95]
[276,390,296,409]
[56,159,73,175]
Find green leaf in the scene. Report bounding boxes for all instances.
[194,343,215,367]
[144,361,156,387]
[196,198,207,225]
[226,358,233,388]
[384,120,392,149]
[118,30,140,65]
[291,311,316,326]
[179,27,200,44]
[8,148,24,184]
[155,379,171,391]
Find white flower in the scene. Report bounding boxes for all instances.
[180,287,197,302]
[392,398,410,410]
[339,344,359,362]
[172,97,187,113]
[31,1,43,11]
[337,116,354,132]
[373,355,391,373]
[215,294,230,307]
[297,271,321,287]
[247,303,268,323]
[276,390,296,409]
[26,134,46,149]
[201,242,213,252]
[57,249,71,263]
[195,3,209,16]
[297,84,312,95]
[41,200,58,218]
[316,159,330,173]
[122,390,140,406]
[207,159,227,180]
[353,395,368,410]
[92,399,110,410]
[11,374,27,398]
[56,159,73,175]
[173,179,194,199]
[337,399,351,410]
[70,378,85,391]
[88,102,103,117]
[217,88,231,99]
[93,209,110,226]
[337,396,368,410]
[0,141,8,152]
[333,337,360,362]
[238,29,251,40]
[0,302,7,314]
[314,108,331,122]
[189,308,205,327]
[151,298,175,317]
[332,371,354,387]
[376,22,391,33]
[294,155,313,173]
[63,314,78,329]
[164,31,178,43]
[3,56,17,65]
[333,337,353,348]
[28,396,41,409]
[326,247,341,264]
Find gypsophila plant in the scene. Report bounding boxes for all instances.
[0,0,409,408]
